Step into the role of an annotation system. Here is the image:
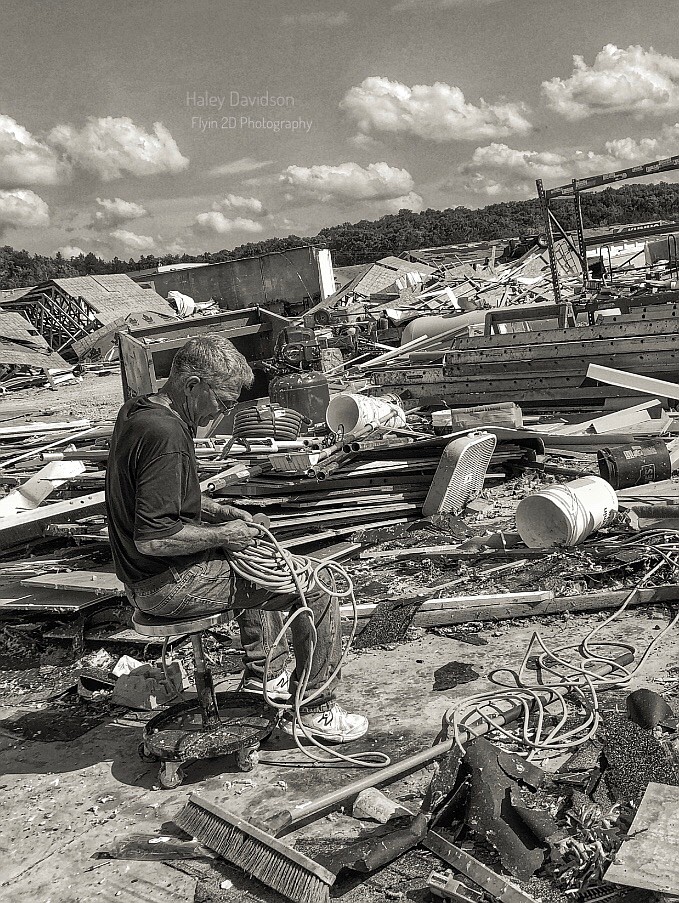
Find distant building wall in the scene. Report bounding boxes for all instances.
[129,246,329,315]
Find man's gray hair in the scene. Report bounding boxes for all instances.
[169,334,254,395]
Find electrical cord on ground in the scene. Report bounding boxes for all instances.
[442,537,679,761]
[227,524,391,769]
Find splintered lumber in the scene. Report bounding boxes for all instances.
[588,364,679,401]
[604,782,679,893]
[0,490,106,547]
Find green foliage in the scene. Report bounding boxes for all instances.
[2,182,679,288]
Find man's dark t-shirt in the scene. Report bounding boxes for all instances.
[105,396,202,586]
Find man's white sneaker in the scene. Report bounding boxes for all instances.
[282,703,369,743]
[242,670,290,701]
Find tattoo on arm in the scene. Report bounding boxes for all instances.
[136,523,228,557]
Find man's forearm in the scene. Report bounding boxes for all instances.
[136,523,231,557]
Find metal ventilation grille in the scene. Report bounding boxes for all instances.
[422,432,497,516]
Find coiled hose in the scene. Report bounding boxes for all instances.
[228,525,390,768]
[443,534,679,761]
[233,404,304,441]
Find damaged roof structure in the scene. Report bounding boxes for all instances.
[3,274,176,361]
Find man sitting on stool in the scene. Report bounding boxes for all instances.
[105,334,368,743]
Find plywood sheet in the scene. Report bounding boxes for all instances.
[0,583,109,613]
[605,782,679,893]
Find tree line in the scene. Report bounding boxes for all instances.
[2,181,679,289]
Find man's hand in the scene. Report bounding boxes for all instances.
[201,495,253,524]
[218,520,261,552]
[217,503,253,522]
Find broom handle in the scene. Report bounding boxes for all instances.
[272,650,634,836]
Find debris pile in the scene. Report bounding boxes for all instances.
[3,223,679,902]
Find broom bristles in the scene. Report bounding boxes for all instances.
[175,794,334,903]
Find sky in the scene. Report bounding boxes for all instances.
[2,0,679,259]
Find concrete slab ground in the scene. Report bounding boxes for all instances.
[1,605,677,903]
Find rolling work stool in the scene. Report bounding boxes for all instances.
[132,608,278,789]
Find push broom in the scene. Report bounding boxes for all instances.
[174,794,335,903]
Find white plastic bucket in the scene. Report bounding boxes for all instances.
[515,476,618,549]
[326,392,406,436]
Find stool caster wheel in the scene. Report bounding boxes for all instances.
[236,745,259,772]
[138,741,159,763]
[158,761,184,789]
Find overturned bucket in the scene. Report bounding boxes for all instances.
[326,392,406,437]
[515,476,618,549]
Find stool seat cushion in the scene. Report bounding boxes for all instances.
[132,608,231,637]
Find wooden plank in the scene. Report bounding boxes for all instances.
[443,350,679,377]
[446,333,679,365]
[457,315,679,351]
[394,384,647,407]
[0,584,112,614]
[341,591,553,620]
[21,570,124,596]
[605,782,679,893]
[601,305,679,323]
[0,419,90,439]
[588,364,679,401]
[343,585,679,626]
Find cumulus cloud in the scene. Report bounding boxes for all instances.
[0,189,49,234]
[49,117,189,181]
[457,123,679,196]
[208,157,274,177]
[0,115,70,188]
[213,194,267,216]
[92,196,148,229]
[341,76,532,142]
[377,191,425,213]
[542,44,679,120]
[281,161,416,204]
[110,228,156,252]
[58,245,85,257]
[193,212,264,236]
[281,11,349,26]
